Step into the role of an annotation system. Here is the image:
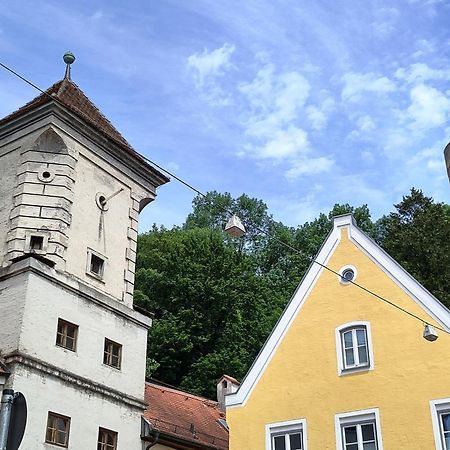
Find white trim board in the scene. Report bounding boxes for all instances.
[226,214,450,409]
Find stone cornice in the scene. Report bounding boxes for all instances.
[5,351,147,410]
[0,255,151,329]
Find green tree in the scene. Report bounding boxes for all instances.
[375,188,450,307]
[134,226,284,397]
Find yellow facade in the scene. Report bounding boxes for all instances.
[227,217,450,449]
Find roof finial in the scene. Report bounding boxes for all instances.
[63,51,76,80]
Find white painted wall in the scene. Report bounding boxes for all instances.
[9,365,143,450]
[0,270,28,353]
[18,271,147,399]
[65,152,131,300]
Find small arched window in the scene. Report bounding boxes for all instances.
[335,322,374,375]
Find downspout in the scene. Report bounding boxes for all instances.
[0,389,14,450]
[144,429,160,449]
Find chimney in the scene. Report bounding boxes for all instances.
[217,375,240,411]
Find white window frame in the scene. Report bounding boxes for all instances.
[335,321,374,375]
[335,408,383,450]
[265,418,307,450]
[430,398,450,450]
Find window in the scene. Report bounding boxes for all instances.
[335,409,383,450]
[430,398,450,450]
[87,249,106,279]
[335,322,374,375]
[338,265,358,284]
[30,235,44,251]
[342,422,377,449]
[45,412,70,447]
[56,319,78,352]
[98,427,117,450]
[103,338,122,369]
[266,419,307,450]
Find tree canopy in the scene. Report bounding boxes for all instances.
[134,188,449,398]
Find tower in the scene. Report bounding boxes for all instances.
[0,54,168,449]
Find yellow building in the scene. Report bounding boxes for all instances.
[226,214,450,450]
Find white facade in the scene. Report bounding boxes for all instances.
[0,76,168,449]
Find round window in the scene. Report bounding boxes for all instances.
[341,268,355,282]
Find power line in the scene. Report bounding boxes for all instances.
[1,60,448,337]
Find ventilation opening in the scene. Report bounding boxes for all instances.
[90,254,105,277]
[98,195,107,207]
[42,171,51,179]
[29,235,44,251]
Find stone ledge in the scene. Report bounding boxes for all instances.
[0,256,151,329]
[5,351,147,411]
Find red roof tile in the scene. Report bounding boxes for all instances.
[143,381,228,450]
[0,78,169,184]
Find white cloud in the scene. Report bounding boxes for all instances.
[395,63,450,84]
[285,156,334,180]
[306,98,335,130]
[238,60,333,177]
[341,72,396,102]
[371,7,399,38]
[187,43,235,87]
[406,84,450,130]
[240,64,311,137]
[256,126,309,160]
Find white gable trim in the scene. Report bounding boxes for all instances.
[348,222,450,331]
[225,226,341,408]
[226,214,450,409]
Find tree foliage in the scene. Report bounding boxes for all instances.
[135,188,449,398]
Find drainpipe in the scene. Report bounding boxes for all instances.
[144,429,160,449]
[0,389,14,450]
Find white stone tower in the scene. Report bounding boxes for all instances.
[0,54,168,449]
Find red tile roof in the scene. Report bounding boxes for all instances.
[143,380,228,450]
[0,78,169,185]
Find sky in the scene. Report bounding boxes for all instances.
[1,0,450,232]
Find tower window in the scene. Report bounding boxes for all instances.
[90,255,104,276]
[56,319,78,352]
[98,427,118,450]
[29,235,44,251]
[87,249,106,280]
[46,412,70,447]
[104,338,122,369]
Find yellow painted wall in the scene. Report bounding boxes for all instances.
[227,226,449,449]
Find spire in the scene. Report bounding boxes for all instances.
[63,51,76,80]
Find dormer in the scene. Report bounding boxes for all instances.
[0,56,169,306]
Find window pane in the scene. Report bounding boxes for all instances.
[344,426,357,444]
[345,348,355,366]
[442,414,450,431]
[445,434,450,450]
[343,331,353,348]
[345,445,358,450]
[358,345,368,364]
[361,424,375,441]
[356,329,366,345]
[273,435,286,450]
[289,432,302,449]
[362,443,377,450]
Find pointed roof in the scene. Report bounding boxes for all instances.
[0,78,169,184]
[226,214,450,408]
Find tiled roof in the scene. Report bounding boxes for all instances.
[0,78,169,184]
[143,380,229,450]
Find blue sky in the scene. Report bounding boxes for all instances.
[1,0,449,231]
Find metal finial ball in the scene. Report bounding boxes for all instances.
[63,52,75,65]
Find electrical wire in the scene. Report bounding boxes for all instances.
[1,60,448,336]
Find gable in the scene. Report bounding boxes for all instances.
[226,214,450,409]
